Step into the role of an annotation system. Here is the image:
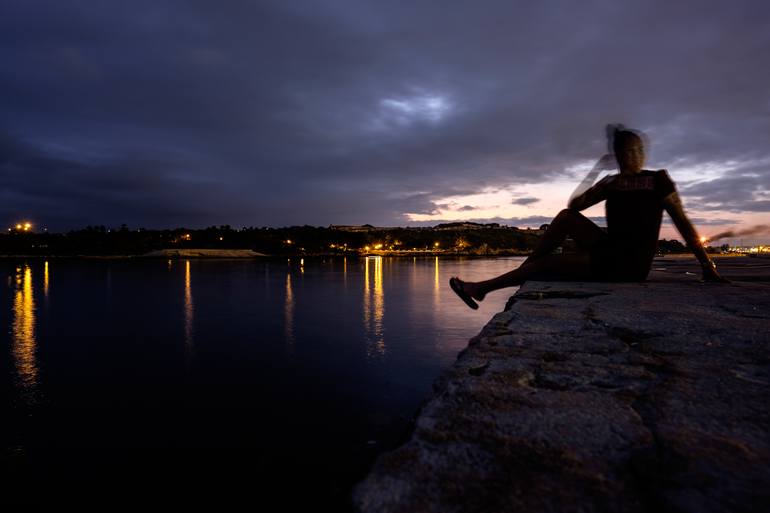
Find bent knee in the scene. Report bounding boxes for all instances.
[556,208,582,220]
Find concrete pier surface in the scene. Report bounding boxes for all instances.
[353,257,770,513]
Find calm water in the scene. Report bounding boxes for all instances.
[1,256,522,509]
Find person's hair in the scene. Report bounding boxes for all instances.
[607,124,644,155]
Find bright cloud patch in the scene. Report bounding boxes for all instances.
[404,161,611,226]
[405,180,590,225]
[660,159,739,185]
[370,93,452,129]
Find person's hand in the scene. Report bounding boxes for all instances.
[701,264,730,283]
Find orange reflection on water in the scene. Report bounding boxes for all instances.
[12,264,38,398]
[434,256,442,310]
[363,256,385,358]
[364,258,369,334]
[285,272,294,349]
[44,261,49,298]
[184,260,194,357]
[434,255,440,287]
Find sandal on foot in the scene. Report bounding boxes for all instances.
[449,277,478,310]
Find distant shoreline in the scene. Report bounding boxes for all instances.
[0,251,525,259]
[0,249,266,259]
[0,250,748,260]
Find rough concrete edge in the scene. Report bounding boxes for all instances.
[351,277,770,512]
[350,281,544,508]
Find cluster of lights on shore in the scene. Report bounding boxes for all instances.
[9,222,33,232]
[362,241,441,252]
[288,238,444,253]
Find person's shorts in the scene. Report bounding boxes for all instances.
[589,234,653,282]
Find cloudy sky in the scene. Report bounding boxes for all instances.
[2,0,769,241]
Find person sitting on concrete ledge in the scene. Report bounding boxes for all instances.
[450,125,728,310]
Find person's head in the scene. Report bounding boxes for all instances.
[611,127,645,173]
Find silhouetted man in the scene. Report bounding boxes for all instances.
[450,126,726,309]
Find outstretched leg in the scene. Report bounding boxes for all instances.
[524,209,604,264]
[450,209,603,307]
[457,253,592,302]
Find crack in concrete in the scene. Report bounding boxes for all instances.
[515,290,611,301]
[628,394,671,513]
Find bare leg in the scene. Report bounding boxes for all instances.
[523,209,604,265]
[460,253,592,301]
[451,209,602,305]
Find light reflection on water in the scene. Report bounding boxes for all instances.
[363,256,385,360]
[285,271,294,350]
[12,264,37,402]
[44,260,49,299]
[184,259,194,365]
[434,256,440,310]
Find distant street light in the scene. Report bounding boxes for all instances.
[11,222,33,232]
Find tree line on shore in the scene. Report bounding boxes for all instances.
[0,224,708,256]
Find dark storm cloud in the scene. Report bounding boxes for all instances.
[511,197,540,206]
[688,217,739,226]
[0,131,254,228]
[681,173,770,212]
[707,224,770,241]
[1,0,769,229]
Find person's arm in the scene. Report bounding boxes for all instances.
[568,174,613,211]
[567,154,615,211]
[662,191,729,282]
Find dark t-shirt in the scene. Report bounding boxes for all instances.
[594,169,676,279]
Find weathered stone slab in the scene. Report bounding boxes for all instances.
[353,271,770,513]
